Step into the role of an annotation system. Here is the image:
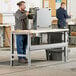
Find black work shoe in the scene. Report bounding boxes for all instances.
[23,57,28,63]
[18,58,26,63]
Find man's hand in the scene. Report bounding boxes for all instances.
[69,13,72,17]
[26,12,29,16]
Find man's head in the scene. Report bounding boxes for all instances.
[61,2,66,9]
[17,1,26,11]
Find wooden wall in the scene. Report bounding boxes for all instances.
[49,0,56,16]
[0,14,3,24]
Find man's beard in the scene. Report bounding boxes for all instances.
[21,8,25,11]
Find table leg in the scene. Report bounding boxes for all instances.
[27,34,31,67]
[3,26,5,47]
[10,33,14,66]
[64,32,68,62]
[68,26,71,44]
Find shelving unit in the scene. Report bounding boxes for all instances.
[68,24,76,45]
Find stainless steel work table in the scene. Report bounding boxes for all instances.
[10,29,69,67]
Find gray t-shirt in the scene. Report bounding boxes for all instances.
[15,9,28,30]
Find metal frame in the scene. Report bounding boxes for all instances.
[10,29,69,67]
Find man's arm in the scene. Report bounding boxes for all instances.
[64,10,71,19]
[15,12,28,20]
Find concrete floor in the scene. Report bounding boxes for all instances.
[0,48,76,76]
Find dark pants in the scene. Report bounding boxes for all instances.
[16,35,27,60]
[58,21,66,29]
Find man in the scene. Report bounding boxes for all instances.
[15,1,29,63]
[56,2,71,28]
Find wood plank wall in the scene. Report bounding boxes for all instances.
[0,14,3,24]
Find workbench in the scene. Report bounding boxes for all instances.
[10,29,69,67]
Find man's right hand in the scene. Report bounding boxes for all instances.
[69,13,72,17]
